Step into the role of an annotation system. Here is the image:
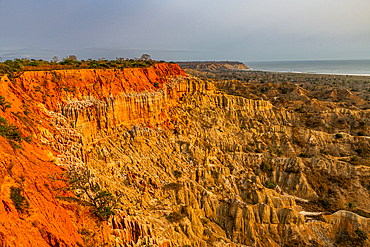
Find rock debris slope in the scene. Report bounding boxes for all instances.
[0,63,369,246]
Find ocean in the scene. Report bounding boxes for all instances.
[245,59,370,76]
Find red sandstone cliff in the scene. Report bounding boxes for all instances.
[0,63,186,246]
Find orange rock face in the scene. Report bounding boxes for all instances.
[0,79,83,246]
[0,63,187,246]
[16,63,186,111]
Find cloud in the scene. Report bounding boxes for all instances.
[1,0,370,61]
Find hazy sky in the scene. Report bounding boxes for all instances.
[1,0,370,62]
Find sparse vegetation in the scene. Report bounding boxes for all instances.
[298,152,311,158]
[0,55,157,76]
[0,117,23,142]
[335,133,343,139]
[0,59,24,81]
[261,161,272,173]
[10,186,29,213]
[357,131,365,136]
[173,170,182,178]
[0,95,11,112]
[264,181,276,189]
[276,148,283,157]
[355,229,368,241]
[52,167,121,220]
[346,202,355,211]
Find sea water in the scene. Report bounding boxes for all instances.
[245,59,370,76]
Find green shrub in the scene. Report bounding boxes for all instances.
[264,181,276,189]
[261,161,272,173]
[335,133,343,139]
[355,148,363,155]
[0,95,11,112]
[23,136,32,143]
[355,229,368,240]
[10,186,29,213]
[346,202,355,211]
[0,117,23,142]
[298,153,311,158]
[0,116,32,148]
[0,60,24,80]
[358,131,365,136]
[173,170,182,178]
[276,149,283,157]
[52,167,120,220]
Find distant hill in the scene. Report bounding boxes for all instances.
[177,61,249,71]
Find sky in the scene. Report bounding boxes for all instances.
[0,0,370,62]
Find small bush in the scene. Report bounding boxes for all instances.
[0,117,23,142]
[23,136,32,143]
[0,95,11,112]
[153,82,159,88]
[298,153,311,158]
[335,133,343,139]
[264,181,276,189]
[355,148,363,155]
[173,170,182,178]
[52,167,120,221]
[355,229,368,241]
[10,186,29,213]
[346,202,355,211]
[261,161,272,173]
[276,149,283,157]
[358,131,365,136]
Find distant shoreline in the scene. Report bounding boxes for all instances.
[245,59,370,77]
[245,69,370,77]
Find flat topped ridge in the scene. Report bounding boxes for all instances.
[177,61,249,70]
[177,61,245,65]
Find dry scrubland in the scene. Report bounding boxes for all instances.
[0,61,369,246]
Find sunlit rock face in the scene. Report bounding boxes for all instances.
[0,63,369,246]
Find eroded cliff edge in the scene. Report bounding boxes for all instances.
[0,63,369,246]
